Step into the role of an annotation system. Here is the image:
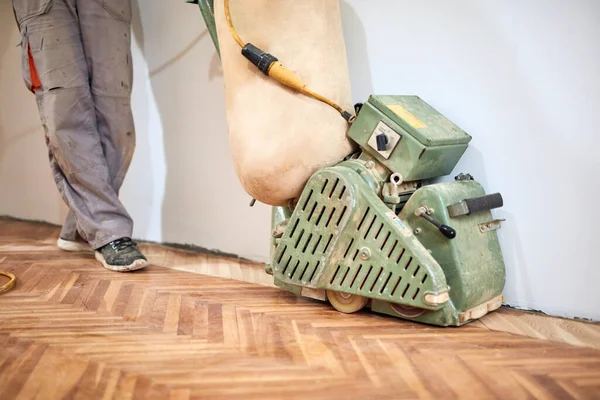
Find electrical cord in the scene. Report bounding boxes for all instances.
[224,0,244,48]
[223,0,355,123]
[0,271,16,295]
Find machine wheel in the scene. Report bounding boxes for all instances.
[327,290,368,314]
[390,303,426,318]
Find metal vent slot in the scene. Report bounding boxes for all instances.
[325,208,337,228]
[363,215,377,239]
[298,261,310,281]
[404,257,413,271]
[387,241,398,258]
[323,234,334,253]
[302,234,314,253]
[412,265,421,277]
[301,190,314,211]
[401,283,411,298]
[421,275,428,284]
[321,179,329,194]
[308,261,321,283]
[338,186,346,199]
[329,178,339,197]
[289,259,300,278]
[336,206,348,226]
[311,235,323,254]
[281,255,293,275]
[369,267,383,292]
[330,265,342,284]
[379,272,393,294]
[343,239,355,259]
[314,206,326,226]
[277,245,288,264]
[307,202,318,221]
[294,229,305,249]
[340,266,351,286]
[350,265,363,288]
[380,231,391,251]
[359,266,374,290]
[391,276,403,296]
[375,223,384,240]
[396,248,406,264]
[412,287,420,300]
[286,218,300,239]
[357,208,370,231]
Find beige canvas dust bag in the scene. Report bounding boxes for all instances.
[214,0,356,206]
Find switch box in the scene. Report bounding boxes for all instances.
[348,95,472,181]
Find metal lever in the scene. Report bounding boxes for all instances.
[421,214,456,239]
[415,206,456,239]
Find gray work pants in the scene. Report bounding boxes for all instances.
[13,0,135,249]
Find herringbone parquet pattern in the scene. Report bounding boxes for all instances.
[1,219,599,399]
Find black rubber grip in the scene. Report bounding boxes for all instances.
[464,193,503,214]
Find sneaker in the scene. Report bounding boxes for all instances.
[57,237,90,252]
[95,238,148,272]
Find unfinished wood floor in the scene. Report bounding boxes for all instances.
[1,218,599,399]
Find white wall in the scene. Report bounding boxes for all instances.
[1,1,598,321]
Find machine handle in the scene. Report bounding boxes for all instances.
[447,193,503,217]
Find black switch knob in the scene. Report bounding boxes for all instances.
[438,224,456,239]
[420,213,457,240]
[376,133,388,151]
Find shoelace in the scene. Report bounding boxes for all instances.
[109,238,135,252]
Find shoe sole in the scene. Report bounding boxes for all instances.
[57,238,90,252]
[95,251,148,272]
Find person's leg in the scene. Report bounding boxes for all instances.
[13,0,146,271]
[57,210,89,251]
[76,0,136,201]
[73,0,147,271]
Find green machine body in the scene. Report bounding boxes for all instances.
[268,95,506,326]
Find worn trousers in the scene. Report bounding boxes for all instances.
[13,0,135,249]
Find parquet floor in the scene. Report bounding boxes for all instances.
[1,218,600,399]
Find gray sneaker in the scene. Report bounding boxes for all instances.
[95,238,148,272]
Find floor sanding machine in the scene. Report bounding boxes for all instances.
[188,0,507,326]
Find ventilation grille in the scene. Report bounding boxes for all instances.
[273,167,442,308]
[325,205,429,302]
[273,173,351,286]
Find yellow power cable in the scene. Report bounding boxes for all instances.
[224,0,244,47]
[0,271,16,295]
[223,0,354,122]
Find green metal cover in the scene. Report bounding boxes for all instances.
[271,164,449,310]
[347,102,470,181]
[369,95,472,146]
[399,180,506,313]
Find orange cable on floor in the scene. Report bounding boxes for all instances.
[0,271,15,295]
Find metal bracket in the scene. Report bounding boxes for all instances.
[478,219,505,233]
